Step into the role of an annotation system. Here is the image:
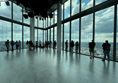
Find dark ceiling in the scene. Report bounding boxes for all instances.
[9,0,65,17]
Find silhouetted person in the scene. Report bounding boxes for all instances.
[19,40,21,49]
[102,40,111,61]
[70,40,74,52]
[75,41,79,53]
[65,40,68,51]
[89,40,96,59]
[54,41,56,49]
[11,40,15,51]
[5,40,9,52]
[36,41,38,48]
[39,40,41,47]
[16,41,19,50]
[26,40,29,48]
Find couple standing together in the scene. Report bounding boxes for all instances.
[89,40,111,61]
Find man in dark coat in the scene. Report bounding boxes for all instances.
[89,40,96,59]
[102,40,111,61]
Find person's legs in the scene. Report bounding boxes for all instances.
[106,50,110,61]
[103,50,107,61]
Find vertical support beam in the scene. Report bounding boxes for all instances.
[11,2,13,41]
[57,2,61,51]
[79,0,81,54]
[53,27,54,48]
[22,8,24,49]
[70,0,72,17]
[93,13,95,56]
[69,21,71,52]
[113,4,117,61]
[43,20,44,43]
[37,19,38,41]
[50,18,51,42]
[30,17,35,44]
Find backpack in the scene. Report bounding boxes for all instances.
[105,44,110,50]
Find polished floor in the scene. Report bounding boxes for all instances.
[0,48,118,83]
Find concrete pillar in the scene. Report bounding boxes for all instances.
[57,2,61,51]
[30,17,35,44]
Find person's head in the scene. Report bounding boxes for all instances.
[106,40,108,43]
[92,40,94,42]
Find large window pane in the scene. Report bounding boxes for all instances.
[51,28,53,48]
[0,2,11,19]
[38,20,43,28]
[54,27,57,48]
[62,5,63,20]
[95,6,114,60]
[23,15,30,25]
[38,29,43,46]
[81,14,93,55]
[54,10,57,24]
[95,0,107,5]
[71,0,79,16]
[64,0,70,19]
[35,29,38,44]
[71,18,79,52]
[81,0,93,11]
[61,24,64,49]
[116,5,118,61]
[24,26,30,48]
[13,23,22,49]
[13,3,22,22]
[64,22,70,51]
[0,20,11,51]
[48,29,50,41]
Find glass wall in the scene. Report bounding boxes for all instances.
[0,2,11,19]
[51,28,53,48]
[35,29,37,43]
[71,0,79,16]
[64,22,70,51]
[0,20,11,51]
[61,24,64,49]
[54,10,57,24]
[95,0,107,5]
[38,20,43,27]
[117,5,118,61]
[64,0,70,19]
[24,26,30,48]
[95,6,114,60]
[23,14,30,24]
[48,29,50,41]
[71,18,79,52]
[54,27,57,48]
[81,0,93,11]
[38,29,43,46]
[13,3,22,22]
[13,23,22,49]
[81,14,93,55]
[62,4,63,20]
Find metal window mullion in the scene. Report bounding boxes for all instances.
[22,7,24,49]
[113,4,117,61]
[70,0,72,17]
[79,18,81,54]
[69,21,71,52]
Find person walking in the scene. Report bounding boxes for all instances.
[89,40,96,59]
[65,40,68,51]
[102,40,111,61]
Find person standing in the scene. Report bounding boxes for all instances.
[5,40,9,52]
[102,40,111,61]
[65,40,68,51]
[89,40,96,59]
[16,41,19,50]
[75,41,79,53]
[11,40,15,51]
[19,40,21,49]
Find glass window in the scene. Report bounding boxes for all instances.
[38,29,43,46]
[116,5,118,60]
[38,20,43,28]
[95,0,107,5]
[81,0,93,11]
[48,17,50,27]
[13,3,22,22]
[24,26,30,48]
[0,2,11,19]
[23,13,30,25]
[62,5,63,20]
[71,0,79,16]
[44,30,45,44]
[64,0,70,19]
[61,24,64,49]
[0,20,11,51]
[81,14,93,55]
[48,29,50,41]
[35,29,37,43]
[64,22,70,51]
[71,18,79,52]
[54,26,57,48]
[13,23,22,49]
[54,10,57,23]
[51,28,53,48]
[95,6,114,60]
[35,17,38,27]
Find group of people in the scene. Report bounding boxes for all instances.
[65,40,111,61]
[89,40,111,61]
[5,40,21,52]
[65,40,79,53]
[26,40,57,51]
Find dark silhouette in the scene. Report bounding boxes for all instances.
[5,40,9,52]
[16,41,19,50]
[65,40,68,51]
[53,41,56,49]
[75,41,79,53]
[89,40,96,59]
[102,40,111,61]
[11,40,15,51]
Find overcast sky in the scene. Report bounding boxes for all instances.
[0,0,117,43]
